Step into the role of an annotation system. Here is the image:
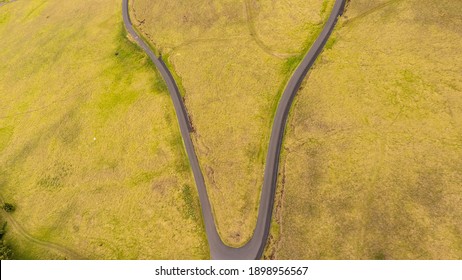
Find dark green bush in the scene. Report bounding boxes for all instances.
[3,203,15,213]
[0,240,12,260]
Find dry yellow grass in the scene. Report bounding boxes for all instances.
[0,0,207,259]
[132,0,335,247]
[266,0,462,259]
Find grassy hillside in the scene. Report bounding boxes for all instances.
[131,0,336,247]
[267,0,462,259]
[0,0,208,259]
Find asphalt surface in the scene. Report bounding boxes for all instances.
[123,0,345,260]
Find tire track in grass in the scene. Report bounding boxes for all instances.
[244,0,297,59]
[343,0,404,26]
[0,196,86,259]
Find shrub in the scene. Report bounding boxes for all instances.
[3,203,15,213]
[0,240,12,260]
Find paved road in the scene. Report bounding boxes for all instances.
[123,0,345,259]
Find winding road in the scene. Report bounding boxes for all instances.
[123,0,345,260]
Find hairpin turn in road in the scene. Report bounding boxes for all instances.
[122,0,346,259]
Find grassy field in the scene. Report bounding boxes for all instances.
[265,0,462,259]
[0,0,208,259]
[131,0,336,247]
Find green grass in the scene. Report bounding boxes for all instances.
[280,21,325,75]
[267,0,462,259]
[181,184,199,221]
[324,35,337,50]
[320,0,330,16]
[0,0,208,259]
